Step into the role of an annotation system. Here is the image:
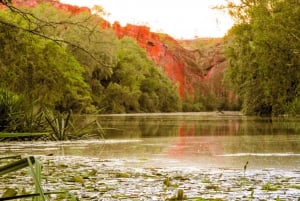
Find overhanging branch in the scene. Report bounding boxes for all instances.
[0,1,113,67]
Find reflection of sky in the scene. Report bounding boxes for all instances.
[60,0,235,39]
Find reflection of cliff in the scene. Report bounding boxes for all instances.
[166,125,224,159]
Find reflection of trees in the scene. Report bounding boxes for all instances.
[96,115,181,138]
[223,134,300,154]
[240,118,300,136]
[76,115,300,140]
[96,115,245,138]
[91,115,300,161]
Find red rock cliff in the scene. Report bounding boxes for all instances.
[110,22,206,97]
[8,0,232,102]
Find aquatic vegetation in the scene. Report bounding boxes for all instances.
[115,172,131,178]
[71,175,85,184]
[163,177,179,188]
[188,198,223,201]
[205,185,220,191]
[165,188,186,200]
[289,185,300,189]
[261,182,279,191]
[1,155,300,200]
[0,156,47,200]
[202,178,212,183]
[164,177,172,187]
[243,161,249,177]
[0,156,76,201]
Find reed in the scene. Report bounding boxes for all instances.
[0,156,74,200]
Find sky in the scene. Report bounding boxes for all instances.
[60,0,235,39]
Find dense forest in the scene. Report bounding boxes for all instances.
[0,0,300,134]
[0,2,183,133]
[223,0,300,116]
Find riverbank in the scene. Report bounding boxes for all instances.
[1,155,300,200]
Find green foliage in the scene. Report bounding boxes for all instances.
[285,98,300,115]
[0,156,74,200]
[44,109,104,140]
[0,88,24,132]
[224,0,300,116]
[28,3,117,91]
[0,2,182,119]
[0,8,94,113]
[28,3,181,114]
[261,182,279,191]
[0,87,47,133]
[99,37,182,113]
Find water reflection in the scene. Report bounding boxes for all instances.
[1,112,300,169]
[92,112,300,138]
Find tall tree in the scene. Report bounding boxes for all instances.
[0,10,93,112]
[100,37,182,113]
[224,0,300,115]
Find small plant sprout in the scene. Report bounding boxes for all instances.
[243,161,249,177]
[177,189,184,200]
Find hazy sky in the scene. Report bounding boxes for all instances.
[60,0,234,39]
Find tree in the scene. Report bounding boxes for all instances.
[0,10,93,113]
[98,37,181,113]
[0,1,182,114]
[224,0,300,116]
[0,1,113,70]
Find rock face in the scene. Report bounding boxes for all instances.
[9,0,232,103]
[109,23,199,96]
[109,22,228,100]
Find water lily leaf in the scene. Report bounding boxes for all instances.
[72,175,85,184]
[88,169,97,176]
[2,188,18,198]
[115,172,130,178]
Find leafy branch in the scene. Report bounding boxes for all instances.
[0,0,112,67]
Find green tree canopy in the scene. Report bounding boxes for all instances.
[224,0,300,116]
[0,9,93,113]
[100,37,182,113]
[0,2,181,115]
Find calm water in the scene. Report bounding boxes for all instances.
[1,112,300,170]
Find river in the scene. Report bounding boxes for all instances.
[1,112,300,200]
[2,112,299,169]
